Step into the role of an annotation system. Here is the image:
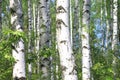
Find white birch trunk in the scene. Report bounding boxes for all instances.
[39,0,51,79]
[56,0,78,80]
[82,0,91,80]
[112,0,118,50]
[33,2,38,74]
[10,0,26,79]
[70,0,73,46]
[28,0,33,79]
[105,0,110,49]
[36,5,40,74]
[112,0,118,79]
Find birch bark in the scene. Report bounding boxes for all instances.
[10,0,26,79]
[81,0,91,80]
[112,0,118,79]
[56,0,78,80]
[28,0,33,79]
[39,0,51,79]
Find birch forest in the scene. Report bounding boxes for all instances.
[1,0,120,80]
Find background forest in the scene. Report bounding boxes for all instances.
[0,0,120,80]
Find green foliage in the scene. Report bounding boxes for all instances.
[2,29,28,42]
[0,28,27,80]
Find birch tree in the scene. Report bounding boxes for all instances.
[81,0,91,80]
[33,1,40,74]
[39,0,51,79]
[28,0,33,79]
[56,0,78,80]
[112,0,118,79]
[70,0,73,46]
[10,0,26,79]
[36,4,40,74]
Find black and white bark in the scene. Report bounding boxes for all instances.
[81,0,91,80]
[56,0,78,80]
[28,0,33,79]
[112,0,118,79]
[39,0,51,79]
[10,0,26,79]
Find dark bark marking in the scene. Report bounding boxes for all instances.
[11,44,18,53]
[61,65,67,71]
[85,4,90,7]
[41,6,45,8]
[56,6,67,13]
[83,46,88,49]
[60,40,67,44]
[10,8,16,15]
[16,59,19,61]
[82,34,87,39]
[21,49,25,52]
[56,19,67,28]
[69,66,77,75]
[83,46,90,50]
[84,10,90,14]
[14,77,26,80]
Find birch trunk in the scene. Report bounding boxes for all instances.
[56,0,78,80]
[28,0,33,79]
[36,5,40,74]
[112,0,118,79]
[10,0,26,79]
[33,2,38,74]
[39,0,51,79]
[70,0,73,46]
[105,0,110,49]
[81,0,91,80]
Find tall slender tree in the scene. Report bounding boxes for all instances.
[10,0,26,80]
[81,0,91,80]
[32,0,40,74]
[56,0,78,80]
[112,0,118,79]
[39,0,51,79]
[28,0,33,79]
[36,4,40,74]
[70,0,73,46]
